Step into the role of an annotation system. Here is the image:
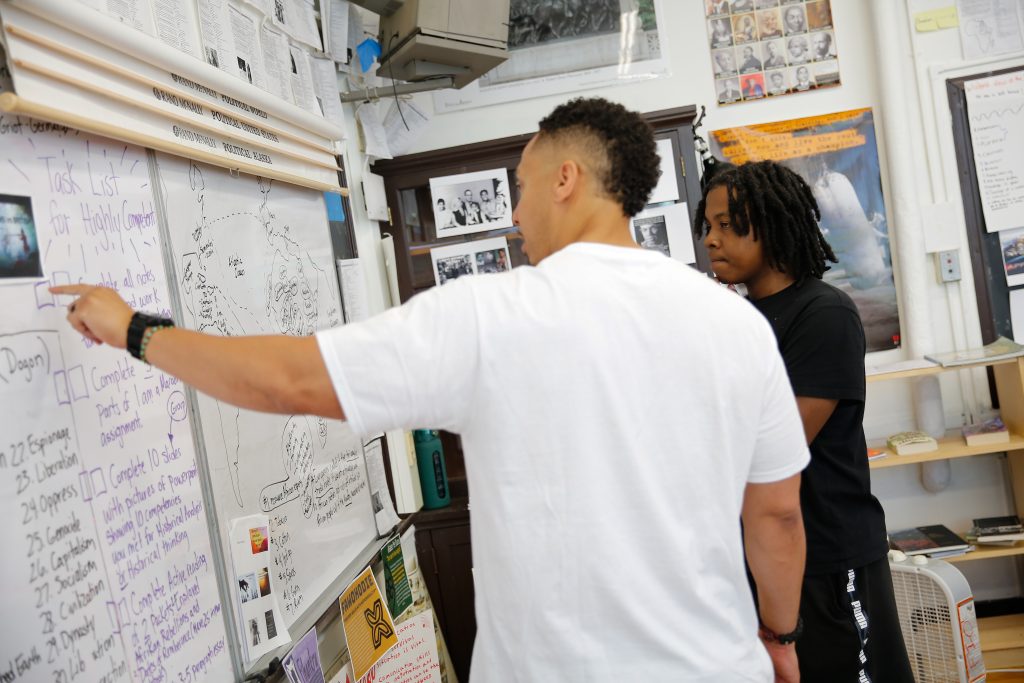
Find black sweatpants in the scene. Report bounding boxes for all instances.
[797,556,915,682]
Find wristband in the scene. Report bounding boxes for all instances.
[759,616,803,645]
[127,312,174,361]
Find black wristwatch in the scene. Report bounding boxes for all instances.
[759,616,803,645]
[127,312,174,360]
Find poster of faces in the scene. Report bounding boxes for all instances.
[706,0,839,105]
[430,168,514,238]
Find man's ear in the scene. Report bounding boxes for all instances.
[553,160,581,203]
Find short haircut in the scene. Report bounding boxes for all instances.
[694,160,837,279]
[537,97,660,217]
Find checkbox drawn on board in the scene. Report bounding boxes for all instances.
[106,598,130,634]
[69,365,88,400]
[34,281,54,309]
[53,370,70,405]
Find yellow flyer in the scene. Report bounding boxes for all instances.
[339,567,397,680]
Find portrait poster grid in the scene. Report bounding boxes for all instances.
[431,236,512,287]
[706,0,839,105]
[430,168,514,239]
[710,108,901,352]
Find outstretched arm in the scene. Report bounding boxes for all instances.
[743,472,805,683]
[51,285,344,419]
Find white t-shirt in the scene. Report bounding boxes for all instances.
[317,243,809,682]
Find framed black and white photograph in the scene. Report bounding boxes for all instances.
[630,202,695,264]
[430,168,514,238]
[431,236,512,287]
[434,0,668,112]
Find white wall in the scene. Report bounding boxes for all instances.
[342,0,1024,600]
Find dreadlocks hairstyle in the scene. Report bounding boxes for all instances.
[693,159,838,279]
[537,97,660,217]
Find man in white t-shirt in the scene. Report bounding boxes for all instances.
[55,97,809,683]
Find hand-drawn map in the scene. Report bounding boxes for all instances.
[156,154,376,632]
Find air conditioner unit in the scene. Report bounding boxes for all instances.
[889,551,986,682]
[376,0,510,88]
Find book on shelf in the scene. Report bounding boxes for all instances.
[889,525,971,556]
[962,417,1009,446]
[924,336,1024,367]
[972,515,1023,535]
[886,431,939,456]
[867,447,887,461]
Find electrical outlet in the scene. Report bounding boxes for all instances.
[938,250,961,282]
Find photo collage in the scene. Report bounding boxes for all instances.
[706,0,839,104]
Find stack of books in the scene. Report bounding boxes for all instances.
[967,515,1024,546]
[889,524,971,558]
[961,417,1009,446]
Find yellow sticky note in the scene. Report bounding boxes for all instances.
[339,567,398,680]
[914,6,959,32]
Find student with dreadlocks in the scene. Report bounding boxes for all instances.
[696,160,914,682]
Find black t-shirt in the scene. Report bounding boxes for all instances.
[751,278,888,574]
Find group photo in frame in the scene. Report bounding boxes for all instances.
[429,168,514,238]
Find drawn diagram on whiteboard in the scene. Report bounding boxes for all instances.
[175,161,341,507]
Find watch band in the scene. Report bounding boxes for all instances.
[759,615,803,645]
[127,312,174,360]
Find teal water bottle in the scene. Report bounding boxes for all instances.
[413,429,450,509]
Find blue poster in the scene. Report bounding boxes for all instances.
[0,193,42,279]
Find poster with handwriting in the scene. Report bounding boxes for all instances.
[155,153,376,631]
[965,70,1024,233]
[0,125,232,680]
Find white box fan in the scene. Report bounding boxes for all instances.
[889,551,986,682]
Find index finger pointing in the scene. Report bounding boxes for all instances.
[49,284,96,295]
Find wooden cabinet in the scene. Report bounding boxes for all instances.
[413,498,475,683]
[868,357,1024,666]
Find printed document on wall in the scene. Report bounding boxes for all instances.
[965,70,1024,233]
[957,0,1024,59]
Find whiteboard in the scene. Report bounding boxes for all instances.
[154,153,376,638]
[0,127,232,679]
[966,69,1024,233]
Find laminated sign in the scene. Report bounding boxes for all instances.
[340,567,398,679]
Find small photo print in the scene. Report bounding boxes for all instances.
[475,248,509,274]
[1000,227,1024,286]
[265,610,278,640]
[755,0,780,8]
[731,0,754,12]
[731,13,757,44]
[813,59,841,88]
[249,526,269,555]
[716,77,743,104]
[708,17,733,48]
[435,254,474,285]
[806,0,833,29]
[712,47,738,78]
[791,64,816,92]
[258,567,271,597]
[741,72,767,100]
[429,168,513,238]
[0,194,42,279]
[633,215,671,258]
[811,29,837,61]
[705,0,731,17]
[737,44,763,74]
[238,572,259,604]
[766,68,790,96]
[249,617,262,646]
[763,38,787,68]
[430,236,512,287]
[785,34,811,64]
[782,4,807,34]
[756,8,783,39]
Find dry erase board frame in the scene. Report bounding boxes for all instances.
[948,65,1024,345]
[149,153,380,680]
[947,64,1024,407]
